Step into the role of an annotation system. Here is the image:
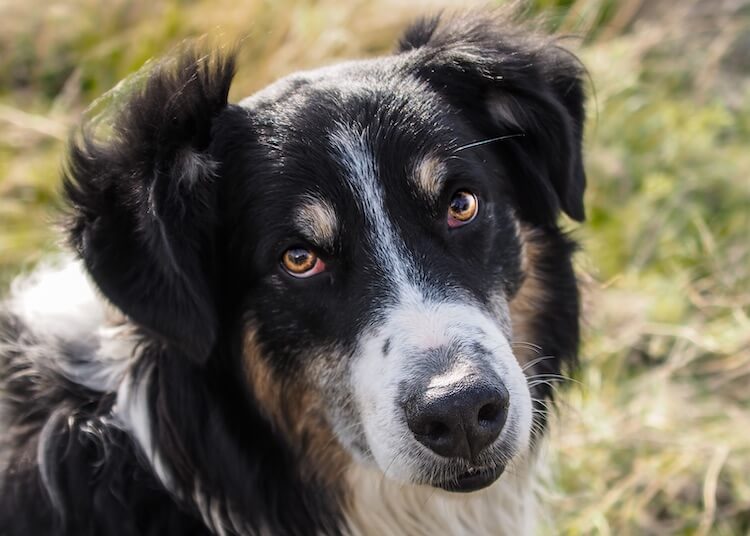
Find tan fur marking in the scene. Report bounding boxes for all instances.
[294,197,338,248]
[242,327,349,486]
[509,225,548,367]
[413,155,447,200]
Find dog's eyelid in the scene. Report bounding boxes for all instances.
[274,229,335,255]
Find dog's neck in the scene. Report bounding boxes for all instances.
[344,462,537,536]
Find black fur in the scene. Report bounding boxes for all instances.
[399,13,587,223]
[64,48,236,364]
[1,11,586,535]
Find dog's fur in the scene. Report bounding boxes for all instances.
[0,11,585,535]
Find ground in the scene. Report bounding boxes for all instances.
[0,0,748,534]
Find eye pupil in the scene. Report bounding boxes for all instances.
[451,196,470,213]
[288,248,309,266]
[448,190,478,225]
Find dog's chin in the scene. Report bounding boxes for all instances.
[432,464,506,493]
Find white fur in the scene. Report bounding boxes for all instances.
[9,258,105,342]
[36,409,68,517]
[329,124,533,485]
[4,260,173,491]
[111,366,174,490]
[117,382,248,536]
[6,258,136,392]
[329,124,413,288]
[351,289,533,483]
[3,260,174,511]
[345,461,537,536]
[3,260,279,536]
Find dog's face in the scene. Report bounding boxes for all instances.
[222,66,533,491]
[65,15,585,495]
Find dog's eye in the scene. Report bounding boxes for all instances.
[281,247,325,277]
[447,190,478,228]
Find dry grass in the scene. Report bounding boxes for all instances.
[1,0,748,533]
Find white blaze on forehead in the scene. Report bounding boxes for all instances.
[328,124,412,285]
[327,123,531,484]
[294,196,338,248]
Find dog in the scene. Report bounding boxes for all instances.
[0,10,586,535]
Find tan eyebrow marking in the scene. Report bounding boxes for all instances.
[413,155,447,201]
[294,197,339,248]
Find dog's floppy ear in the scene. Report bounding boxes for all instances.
[399,12,586,223]
[64,47,236,364]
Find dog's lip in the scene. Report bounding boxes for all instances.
[433,464,505,493]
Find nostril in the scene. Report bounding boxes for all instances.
[405,399,466,459]
[477,401,501,426]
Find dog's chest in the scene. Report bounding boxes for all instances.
[343,465,536,536]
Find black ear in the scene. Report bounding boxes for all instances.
[64,47,236,364]
[399,12,587,223]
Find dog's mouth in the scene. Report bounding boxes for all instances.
[433,464,505,493]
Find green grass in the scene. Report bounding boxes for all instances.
[1,0,748,533]
[547,24,750,533]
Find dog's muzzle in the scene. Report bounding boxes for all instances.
[401,354,510,492]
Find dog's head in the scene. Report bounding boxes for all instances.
[65,14,584,494]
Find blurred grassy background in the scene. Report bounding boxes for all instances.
[0,0,748,533]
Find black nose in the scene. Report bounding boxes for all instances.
[404,382,509,461]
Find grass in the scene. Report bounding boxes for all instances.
[546,10,750,532]
[1,0,748,533]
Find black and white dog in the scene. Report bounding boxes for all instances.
[0,11,585,535]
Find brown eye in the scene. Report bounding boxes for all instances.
[448,190,478,227]
[281,247,325,278]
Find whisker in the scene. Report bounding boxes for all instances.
[526,373,582,386]
[527,380,562,392]
[453,133,525,152]
[530,397,552,409]
[511,341,542,351]
[520,355,556,372]
[527,379,560,387]
[526,377,567,384]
